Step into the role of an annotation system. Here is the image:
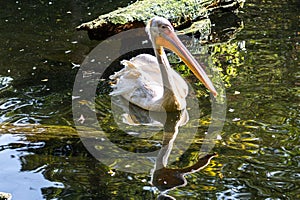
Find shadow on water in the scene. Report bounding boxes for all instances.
[0,0,299,199]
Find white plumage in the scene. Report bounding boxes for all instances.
[110,54,188,112]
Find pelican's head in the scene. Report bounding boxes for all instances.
[146,16,218,97]
[145,17,174,43]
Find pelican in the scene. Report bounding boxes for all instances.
[110,16,217,112]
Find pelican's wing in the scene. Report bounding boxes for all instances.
[110,54,165,110]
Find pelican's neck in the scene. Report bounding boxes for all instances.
[155,47,173,89]
[154,47,179,110]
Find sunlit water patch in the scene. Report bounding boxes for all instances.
[0,134,64,199]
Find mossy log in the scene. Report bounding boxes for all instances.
[76,0,245,40]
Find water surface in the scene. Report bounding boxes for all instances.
[0,0,299,199]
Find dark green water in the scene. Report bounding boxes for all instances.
[0,0,299,199]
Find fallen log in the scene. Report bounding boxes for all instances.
[76,0,245,40]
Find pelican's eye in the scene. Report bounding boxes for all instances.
[161,24,170,30]
[160,24,173,34]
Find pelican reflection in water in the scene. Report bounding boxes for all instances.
[110,16,217,112]
[150,110,217,198]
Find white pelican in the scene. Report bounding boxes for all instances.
[110,16,217,112]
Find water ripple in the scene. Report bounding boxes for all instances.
[0,76,13,91]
